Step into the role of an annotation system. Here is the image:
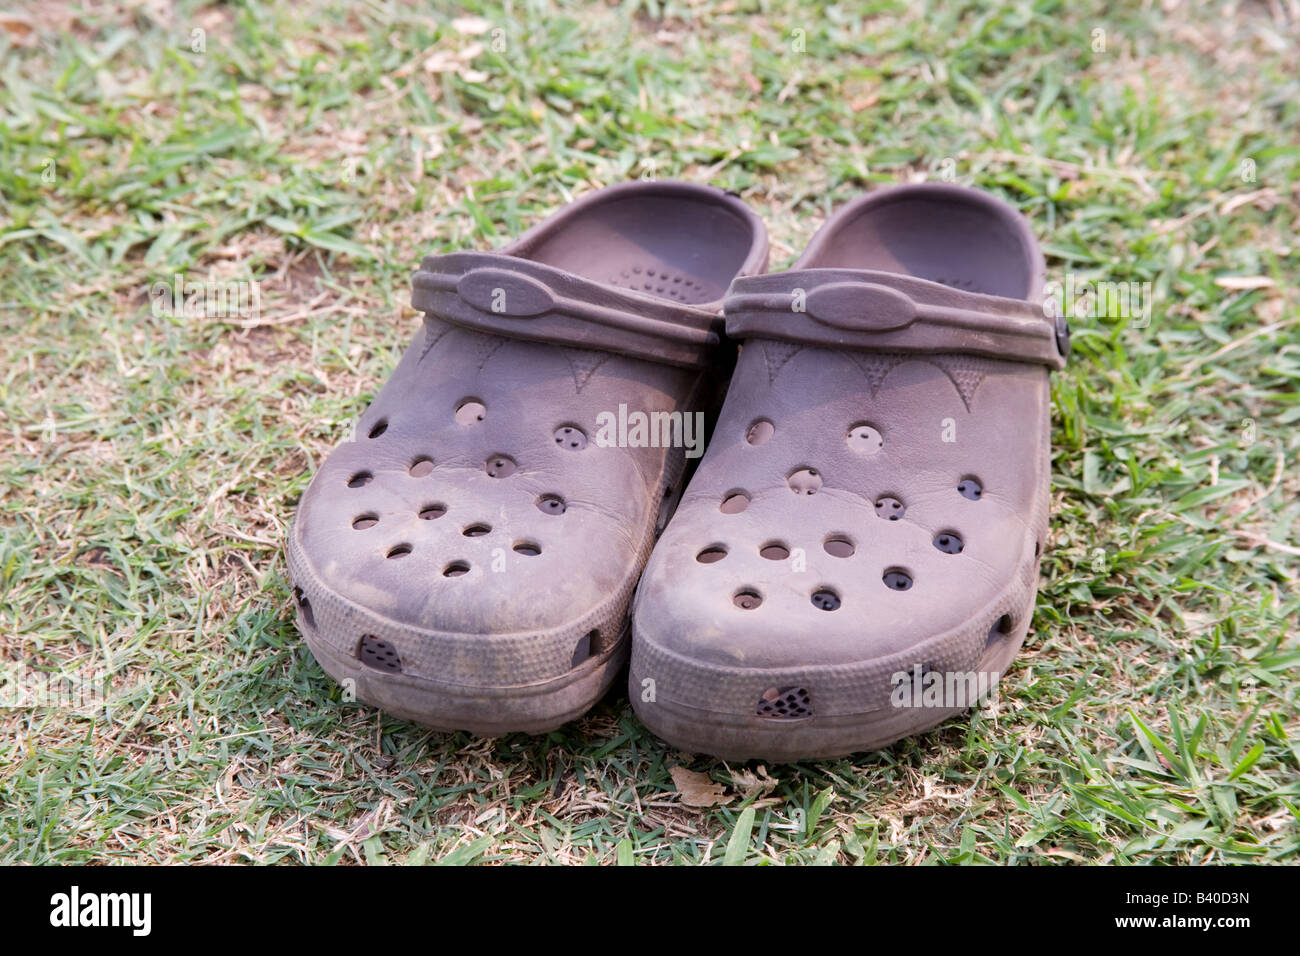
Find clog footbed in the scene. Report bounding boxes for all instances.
[630,184,1067,761]
[288,181,768,734]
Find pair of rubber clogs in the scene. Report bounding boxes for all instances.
[288,181,1066,761]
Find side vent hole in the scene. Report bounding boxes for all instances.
[896,664,933,698]
[756,686,812,719]
[986,614,1014,647]
[572,629,599,668]
[358,634,402,672]
[293,587,315,630]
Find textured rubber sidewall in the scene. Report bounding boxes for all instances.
[301,611,629,736]
[629,614,1031,762]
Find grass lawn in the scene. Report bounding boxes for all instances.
[1,0,1297,865]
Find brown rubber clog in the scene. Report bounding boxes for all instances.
[288,181,768,734]
[630,183,1067,761]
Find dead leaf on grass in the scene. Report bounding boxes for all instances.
[670,766,732,807]
[732,764,778,801]
[1215,276,1275,291]
[0,12,34,38]
[452,16,493,36]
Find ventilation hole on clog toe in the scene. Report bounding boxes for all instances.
[418,503,446,520]
[787,468,822,496]
[513,541,541,557]
[986,614,1014,647]
[757,686,812,719]
[409,456,434,478]
[734,589,763,610]
[745,419,774,445]
[883,568,912,591]
[358,634,402,673]
[1034,540,1042,558]
[443,561,470,577]
[485,455,516,478]
[720,491,750,514]
[347,471,373,488]
[386,543,412,559]
[759,542,790,561]
[811,588,841,611]
[352,514,378,530]
[455,399,486,425]
[553,425,587,450]
[958,477,983,500]
[368,419,388,439]
[933,532,964,554]
[537,494,566,515]
[874,496,905,520]
[696,546,728,563]
[463,523,491,537]
[824,535,855,558]
[847,422,883,455]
